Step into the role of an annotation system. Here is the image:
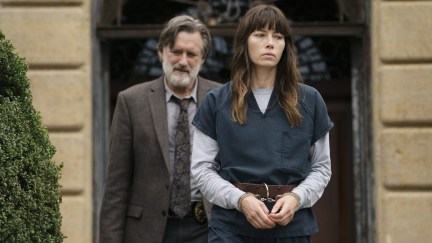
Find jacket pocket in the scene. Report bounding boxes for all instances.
[126,205,143,219]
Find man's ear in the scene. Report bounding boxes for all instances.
[157,50,163,62]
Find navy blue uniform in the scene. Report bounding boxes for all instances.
[193,82,333,238]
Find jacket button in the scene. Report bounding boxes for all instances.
[165,184,169,190]
[162,211,167,217]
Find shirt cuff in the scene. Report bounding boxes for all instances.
[231,189,247,211]
[291,187,305,209]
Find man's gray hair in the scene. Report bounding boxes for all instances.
[157,15,212,59]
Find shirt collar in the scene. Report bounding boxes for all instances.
[164,76,198,103]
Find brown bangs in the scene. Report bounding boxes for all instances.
[246,5,291,36]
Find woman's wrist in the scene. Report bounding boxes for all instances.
[237,193,256,212]
[278,192,301,211]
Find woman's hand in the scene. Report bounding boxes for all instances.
[240,194,276,229]
[268,193,299,226]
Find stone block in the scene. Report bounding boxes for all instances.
[49,132,85,193]
[60,196,90,243]
[380,129,432,187]
[28,70,85,130]
[380,65,432,123]
[382,192,432,243]
[0,8,88,66]
[379,2,432,61]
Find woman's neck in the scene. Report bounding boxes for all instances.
[251,67,276,89]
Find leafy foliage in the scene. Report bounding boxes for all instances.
[0,32,64,242]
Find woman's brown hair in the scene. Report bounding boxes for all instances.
[230,4,303,126]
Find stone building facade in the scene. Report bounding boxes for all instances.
[372,1,432,242]
[0,0,431,242]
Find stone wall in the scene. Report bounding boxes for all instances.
[0,0,93,242]
[372,0,432,242]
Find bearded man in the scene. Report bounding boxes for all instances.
[99,15,220,243]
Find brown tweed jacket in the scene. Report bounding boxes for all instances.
[99,76,220,243]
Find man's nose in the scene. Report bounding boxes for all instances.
[178,53,188,65]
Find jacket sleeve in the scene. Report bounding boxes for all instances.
[99,92,134,243]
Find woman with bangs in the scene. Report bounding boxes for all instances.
[191,4,333,242]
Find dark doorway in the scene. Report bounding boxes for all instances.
[309,80,354,243]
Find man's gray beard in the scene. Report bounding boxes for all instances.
[162,59,200,88]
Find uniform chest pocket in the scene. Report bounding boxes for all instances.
[280,130,311,176]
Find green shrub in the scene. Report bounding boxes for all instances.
[0,32,64,242]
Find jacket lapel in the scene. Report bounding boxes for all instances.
[148,77,170,170]
[148,76,215,171]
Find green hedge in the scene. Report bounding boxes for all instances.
[0,32,64,242]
